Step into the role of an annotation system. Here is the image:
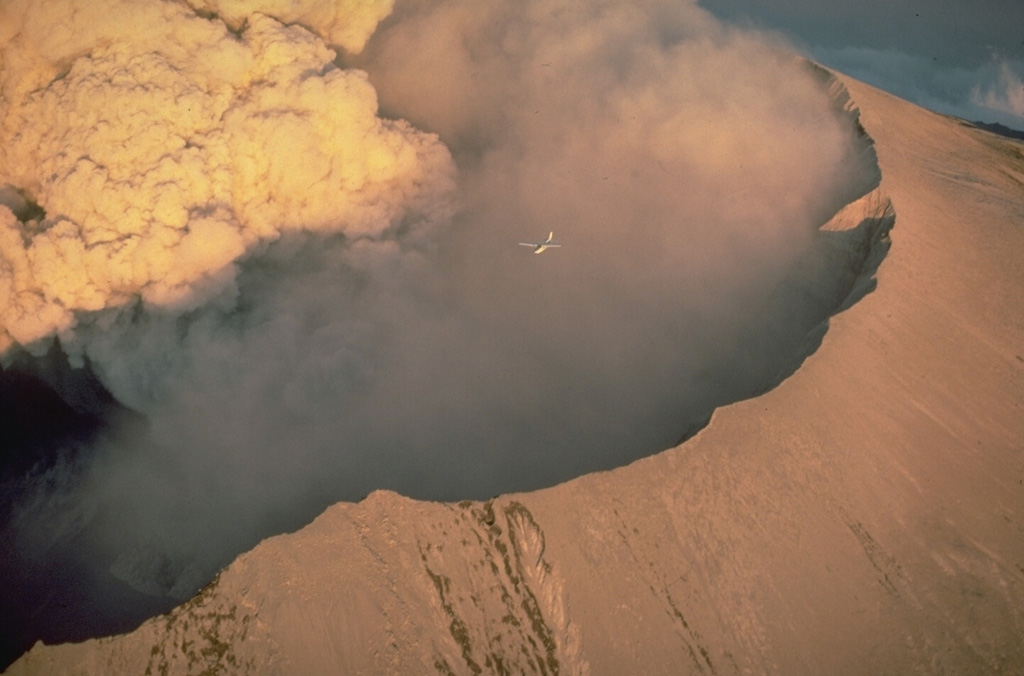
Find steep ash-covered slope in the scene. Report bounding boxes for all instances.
[8,73,1024,675]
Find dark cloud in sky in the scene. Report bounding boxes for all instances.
[699,0,1024,129]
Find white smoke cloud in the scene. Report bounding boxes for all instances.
[1,0,879,616]
[972,59,1024,120]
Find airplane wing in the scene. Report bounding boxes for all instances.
[519,232,560,252]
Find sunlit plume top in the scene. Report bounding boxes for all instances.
[184,0,398,54]
[0,0,455,356]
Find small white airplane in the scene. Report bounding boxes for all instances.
[519,231,561,254]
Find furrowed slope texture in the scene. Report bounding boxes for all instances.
[14,72,1024,676]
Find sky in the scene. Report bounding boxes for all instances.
[700,0,1024,129]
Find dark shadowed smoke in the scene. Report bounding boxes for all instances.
[1,0,883,667]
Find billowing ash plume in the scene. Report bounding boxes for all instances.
[0,0,878,634]
[0,0,453,354]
